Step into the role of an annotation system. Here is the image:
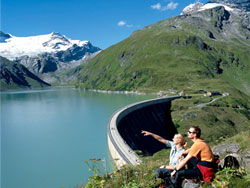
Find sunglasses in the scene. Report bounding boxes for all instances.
[188,131,196,134]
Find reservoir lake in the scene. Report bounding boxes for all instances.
[1,88,155,188]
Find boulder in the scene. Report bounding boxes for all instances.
[183,182,200,188]
[212,142,250,171]
[212,142,240,156]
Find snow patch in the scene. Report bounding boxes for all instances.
[181,2,234,15]
[0,32,89,60]
[181,2,204,15]
[199,3,234,12]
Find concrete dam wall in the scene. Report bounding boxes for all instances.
[108,96,180,169]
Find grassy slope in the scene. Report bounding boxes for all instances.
[77,10,250,144]
[77,13,250,94]
[171,95,250,145]
[84,130,250,188]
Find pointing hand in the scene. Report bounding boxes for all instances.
[141,130,151,136]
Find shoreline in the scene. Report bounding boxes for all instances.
[1,83,182,97]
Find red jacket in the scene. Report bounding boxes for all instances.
[197,161,216,182]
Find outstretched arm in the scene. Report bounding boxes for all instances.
[141,130,167,145]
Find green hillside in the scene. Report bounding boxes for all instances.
[77,7,250,95]
[75,6,250,142]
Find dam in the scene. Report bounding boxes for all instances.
[108,96,180,169]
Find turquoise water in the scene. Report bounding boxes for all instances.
[1,88,155,188]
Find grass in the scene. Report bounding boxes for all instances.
[220,130,250,151]
[84,130,250,188]
[171,94,250,145]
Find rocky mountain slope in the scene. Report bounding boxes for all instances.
[0,32,101,83]
[209,0,250,12]
[0,56,50,90]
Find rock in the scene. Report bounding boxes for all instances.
[16,42,100,74]
[183,180,200,188]
[0,31,11,42]
[223,153,250,170]
[212,142,250,171]
[209,0,250,12]
[221,153,250,170]
[185,36,210,50]
[212,142,240,156]
[242,154,250,170]
[210,6,230,30]
[0,56,50,90]
[223,153,241,168]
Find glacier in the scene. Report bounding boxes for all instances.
[0,32,90,60]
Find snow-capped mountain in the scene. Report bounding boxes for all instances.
[181,2,204,15]
[0,32,98,60]
[0,32,101,82]
[181,2,235,15]
[181,0,250,14]
[209,0,250,12]
[180,0,250,32]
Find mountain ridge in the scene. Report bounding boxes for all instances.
[0,31,101,84]
[0,31,97,59]
[181,0,250,32]
[209,0,250,11]
[0,56,51,90]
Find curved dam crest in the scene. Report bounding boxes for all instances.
[108,96,180,169]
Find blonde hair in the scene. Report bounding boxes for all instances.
[175,133,188,149]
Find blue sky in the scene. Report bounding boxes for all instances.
[1,0,209,49]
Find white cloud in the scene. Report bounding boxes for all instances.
[117,21,134,28]
[151,1,178,11]
[117,21,126,26]
[164,2,178,10]
[151,3,161,10]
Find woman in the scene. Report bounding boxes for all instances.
[141,130,187,178]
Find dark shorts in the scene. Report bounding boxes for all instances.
[154,168,172,179]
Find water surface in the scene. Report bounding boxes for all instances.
[1,88,155,188]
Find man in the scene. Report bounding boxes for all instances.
[170,126,215,187]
